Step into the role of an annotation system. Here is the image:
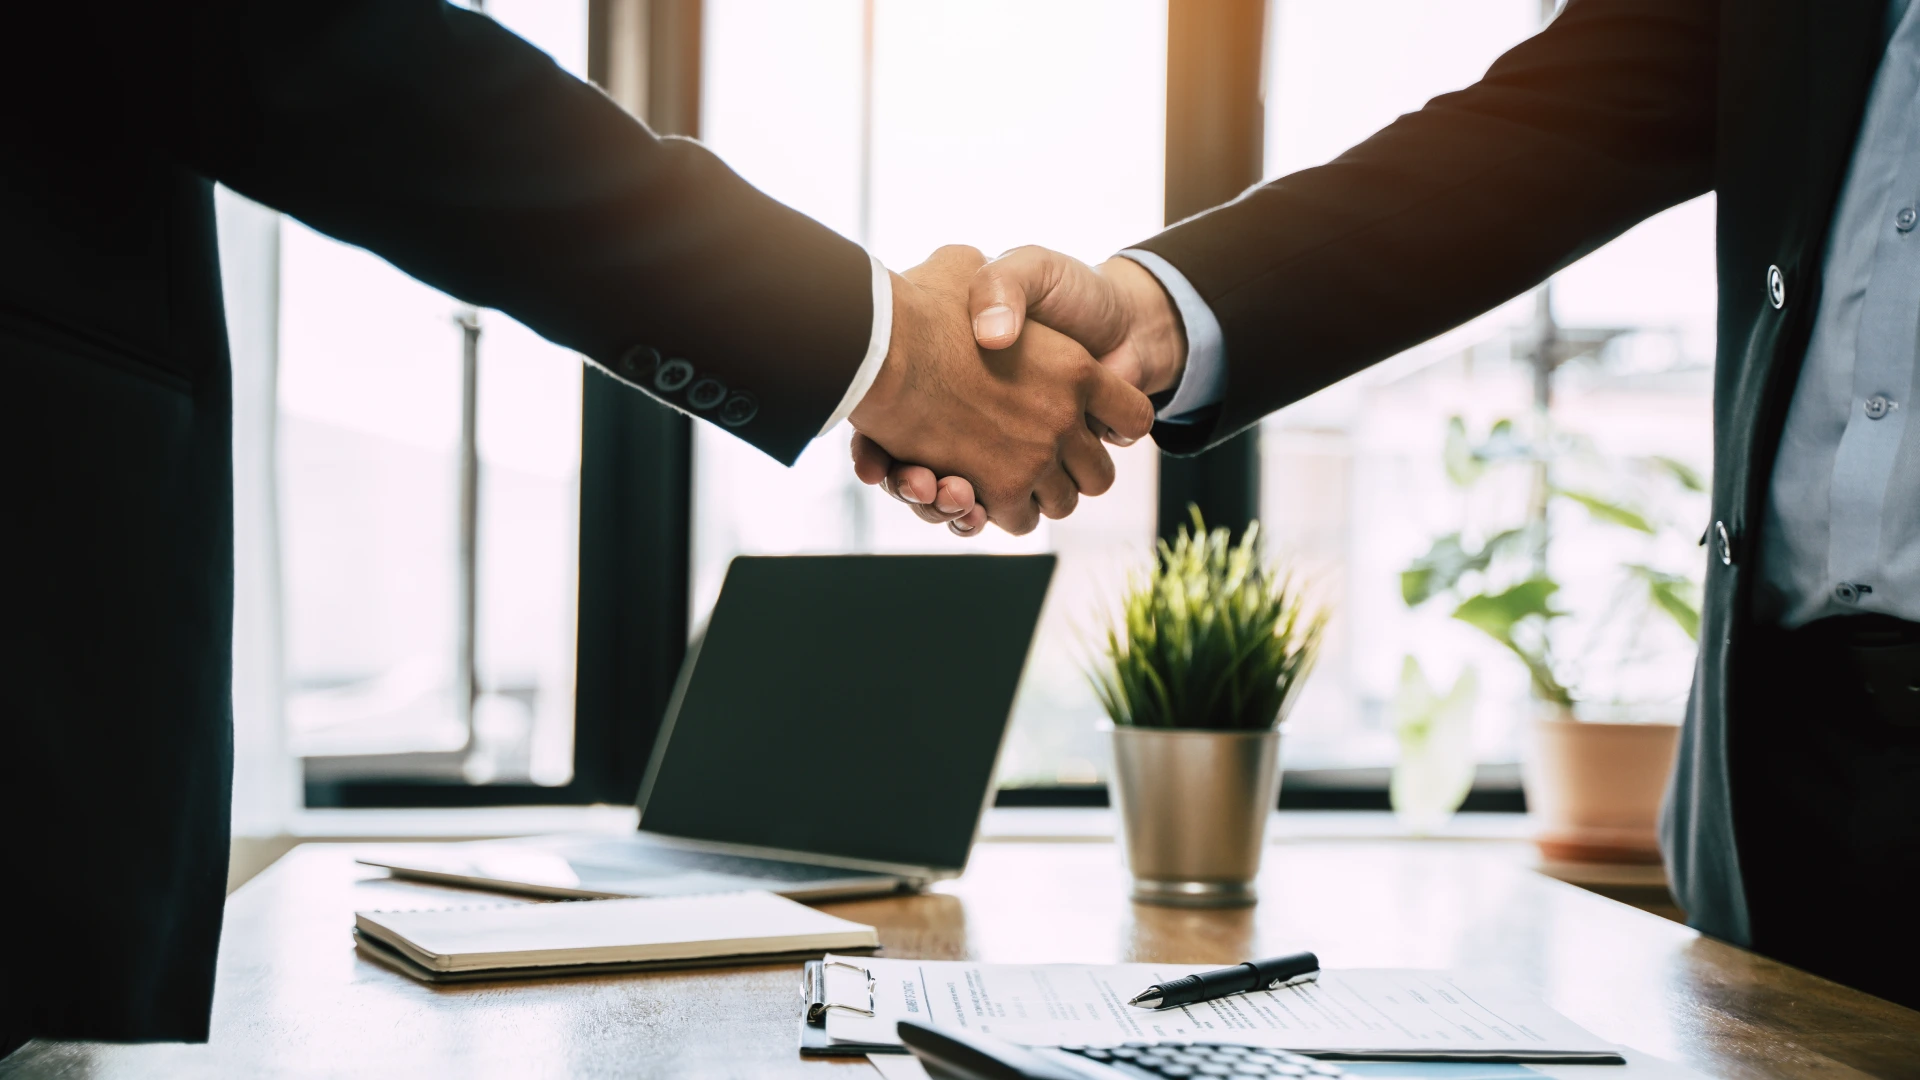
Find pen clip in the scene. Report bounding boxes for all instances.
[1266,971,1319,991]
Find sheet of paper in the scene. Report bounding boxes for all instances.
[1533,1047,1710,1080]
[825,956,1617,1059]
[866,1054,931,1080]
[866,1049,1706,1080]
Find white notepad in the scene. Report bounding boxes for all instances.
[354,891,877,981]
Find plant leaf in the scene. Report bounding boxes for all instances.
[1554,488,1656,533]
[1451,577,1562,638]
[1624,563,1702,642]
[1443,416,1482,487]
[1401,533,1489,607]
[1648,579,1701,641]
[1651,455,1707,493]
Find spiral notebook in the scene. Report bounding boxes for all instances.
[354,891,878,984]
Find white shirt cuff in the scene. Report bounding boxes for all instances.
[1118,248,1226,420]
[818,253,894,436]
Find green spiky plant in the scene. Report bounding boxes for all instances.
[1089,508,1329,731]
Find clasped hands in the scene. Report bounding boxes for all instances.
[848,245,1188,536]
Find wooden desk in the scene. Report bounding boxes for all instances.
[8,840,1917,1079]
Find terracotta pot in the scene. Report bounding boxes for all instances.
[1522,712,1680,864]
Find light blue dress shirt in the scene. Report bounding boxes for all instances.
[1758,0,1920,627]
[1136,0,1920,629]
[1117,248,1226,423]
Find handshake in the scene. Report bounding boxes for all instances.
[846,245,1190,537]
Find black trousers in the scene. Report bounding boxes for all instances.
[1735,616,1920,1010]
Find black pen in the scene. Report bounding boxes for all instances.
[1127,952,1320,1010]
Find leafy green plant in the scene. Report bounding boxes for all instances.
[1089,508,1329,731]
[1401,416,1703,709]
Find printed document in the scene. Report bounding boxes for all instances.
[824,957,1619,1061]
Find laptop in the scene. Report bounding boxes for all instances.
[360,554,1057,902]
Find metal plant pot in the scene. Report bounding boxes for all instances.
[1108,725,1283,907]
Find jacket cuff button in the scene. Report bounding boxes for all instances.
[718,392,759,427]
[654,358,695,393]
[617,345,661,380]
[687,377,728,410]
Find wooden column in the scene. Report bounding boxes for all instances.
[1156,0,1267,543]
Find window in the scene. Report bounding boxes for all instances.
[281,0,591,800]
[695,0,1168,788]
[245,0,1717,811]
[1257,0,1716,773]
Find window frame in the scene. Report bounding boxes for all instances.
[303,0,702,809]
[307,0,1519,815]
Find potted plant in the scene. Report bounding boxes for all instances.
[1089,510,1328,907]
[1400,414,1703,861]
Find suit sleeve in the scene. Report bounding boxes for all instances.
[1131,0,1718,454]
[170,0,869,465]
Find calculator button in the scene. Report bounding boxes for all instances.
[1308,1066,1344,1076]
[1082,1048,1113,1060]
[1212,1046,1249,1055]
[1198,1067,1234,1077]
[1232,1065,1273,1076]
[1111,1048,1143,1060]
[1160,1068,1197,1078]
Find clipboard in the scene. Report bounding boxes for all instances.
[798,959,910,1057]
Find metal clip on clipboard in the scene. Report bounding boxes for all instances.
[804,959,876,1023]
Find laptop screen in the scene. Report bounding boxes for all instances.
[635,554,1056,872]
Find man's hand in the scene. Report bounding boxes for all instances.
[850,431,989,536]
[970,248,1187,399]
[848,246,1154,537]
[853,247,1186,535]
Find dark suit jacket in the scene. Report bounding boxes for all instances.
[1,0,870,1041]
[1133,0,1888,947]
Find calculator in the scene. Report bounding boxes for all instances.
[898,1019,1348,1080]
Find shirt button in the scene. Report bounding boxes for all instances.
[653,357,695,393]
[1836,582,1861,604]
[1766,265,1786,310]
[1866,393,1894,419]
[1899,207,1918,232]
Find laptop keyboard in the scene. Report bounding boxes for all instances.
[570,841,880,883]
[1063,1043,1345,1078]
